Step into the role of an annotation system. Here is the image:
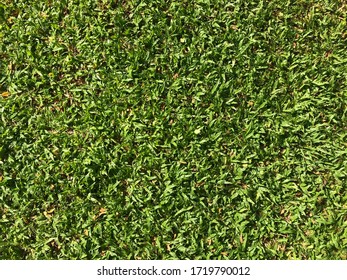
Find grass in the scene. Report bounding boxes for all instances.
[0,0,347,259]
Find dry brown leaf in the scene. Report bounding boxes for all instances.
[43,211,52,219]
[47,208,55,214]
[1,92,10,97]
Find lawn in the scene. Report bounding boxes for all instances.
[0,0,347,259]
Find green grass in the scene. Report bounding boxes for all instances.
[0,0,347,259]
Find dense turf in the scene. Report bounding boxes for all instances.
[1,0,347,259]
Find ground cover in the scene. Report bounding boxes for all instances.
[0,0,347,259]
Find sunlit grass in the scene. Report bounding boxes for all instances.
[0,0,347,259]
